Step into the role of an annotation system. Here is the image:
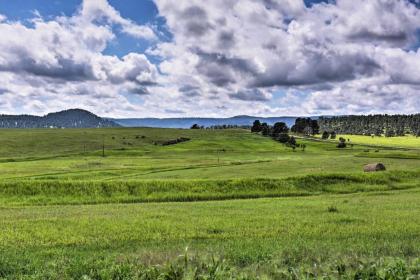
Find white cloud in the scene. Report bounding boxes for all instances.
[0,0,159,117]
[151,0,420,115]
[0,0,419,117]
[80,0,156,40]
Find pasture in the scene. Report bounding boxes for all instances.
[326,134,420,149]
[0,128,419,279]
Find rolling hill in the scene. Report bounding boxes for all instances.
[0,109,119,128]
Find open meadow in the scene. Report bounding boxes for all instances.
[323,134,420,149]
[0,128,419,279]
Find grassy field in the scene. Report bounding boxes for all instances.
[0,128,419,279]
[323,134,420,149]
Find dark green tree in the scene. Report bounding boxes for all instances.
[337,137,347,148]
[288,136,297,146]
[277,133,290,143]
[385,129,395,137]
[190,124,200,129]
[261,123,270,136]
[251,120,262,133]
[271,122,289,137]
[311,119,320,135]
[291,118,319,135]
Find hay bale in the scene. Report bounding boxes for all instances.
[363,163,386,172]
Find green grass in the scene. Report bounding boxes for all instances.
[323,134,420,149]
[0,128,419,181]
[0,171,419,206]
[0,128,420,278]
[1,189,419,278]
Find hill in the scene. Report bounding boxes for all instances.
[0,109,119,128]
[111,115,298,128]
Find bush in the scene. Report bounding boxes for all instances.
[277,133,290,143]
[161,137,191,146]
[337,137,346,148]
[288,136,297,146]
[337,142,346,148]
[327,206,339,213]
[190,124,200,129]
[386,129,395,137]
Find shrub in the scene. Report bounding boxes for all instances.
[337,137,347,148]
[277,133,290,144]
[161,137,191,146]
[190,124,200,129]
[327,206,339,213]
[288,136,297,146]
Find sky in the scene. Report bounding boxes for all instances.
[0,0,419,118]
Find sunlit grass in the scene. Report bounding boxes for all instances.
[0,128,419,278]
[1,189,419,278]
[320,134,420,149]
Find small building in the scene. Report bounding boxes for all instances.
[363,163,386,172]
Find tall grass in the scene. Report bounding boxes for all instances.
[0,251,418,279]
[1,171,418,206]
[1,184,419,279]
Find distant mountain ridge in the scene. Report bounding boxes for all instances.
[0,109,314,129]
[0,109,119,128]
[111,116,300,129]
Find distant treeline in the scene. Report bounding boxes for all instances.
[319,114,420,137]
[190,124,251,129]
[206,125,251,129]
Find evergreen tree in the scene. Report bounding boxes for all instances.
[261,123,270,136]
[271,122,289,137]
[190,124,200,129]
[277,133,290,143]
[251,120,262,133]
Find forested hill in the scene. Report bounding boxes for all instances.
[0,109,119,128]
[319,114,420,136]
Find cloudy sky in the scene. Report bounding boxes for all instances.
[0,0,419,117]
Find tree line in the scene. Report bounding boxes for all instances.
[191,124,251,129]
[251,118,320,150]
[319,114,420,137]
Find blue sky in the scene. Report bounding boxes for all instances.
[0,0,332,58]
[0,0,419,117]
[0,0,161,57]
[0,0,157,21]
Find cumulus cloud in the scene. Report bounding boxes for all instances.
[80,0,156,40]
[0,0,159,117]
[0,0,419,117]
[152,0,420,115]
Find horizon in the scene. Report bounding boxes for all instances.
[2,107,420,120]
[0,107,312,119]
[0,0,419,118]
